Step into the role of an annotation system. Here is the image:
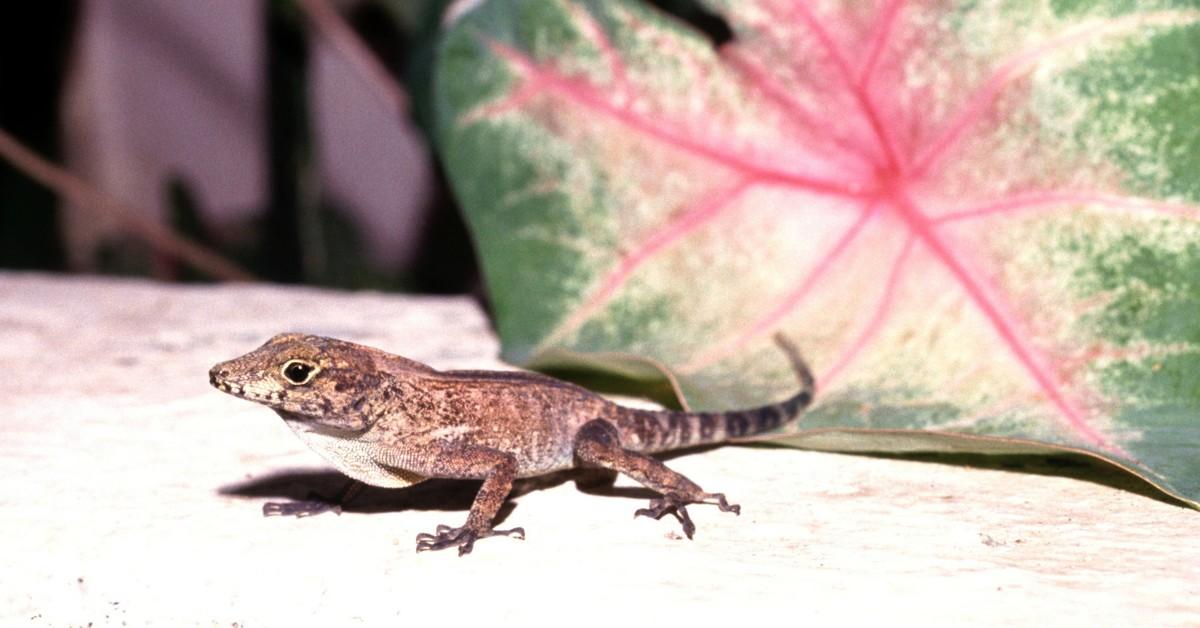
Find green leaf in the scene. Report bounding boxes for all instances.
[435,0,1200,506]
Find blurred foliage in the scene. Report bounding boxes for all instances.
[0,0,723,293]
[235,0,476,292]
[0,0,475,293]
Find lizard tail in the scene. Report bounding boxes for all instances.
[618,333,815,453]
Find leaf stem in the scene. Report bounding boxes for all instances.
[0,127,256,282]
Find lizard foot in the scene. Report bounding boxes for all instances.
[262,497,341,518]
[634,492,740,539]
[262,480,364,518]
[415,524,525,556]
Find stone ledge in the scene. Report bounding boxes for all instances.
[2,272,1196,626]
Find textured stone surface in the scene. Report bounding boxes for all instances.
[2,273,1197,626]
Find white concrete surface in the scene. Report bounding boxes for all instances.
[1,273,1197,626]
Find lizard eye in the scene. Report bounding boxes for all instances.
[281,359,319,385]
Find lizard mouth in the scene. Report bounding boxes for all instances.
[210,378,289,405]
[209,371,249,397]
[208,369,287,404]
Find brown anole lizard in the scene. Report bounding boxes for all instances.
[210,333,813,555]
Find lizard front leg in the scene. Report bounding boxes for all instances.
[413,445,525,556]
[573,419,739,539]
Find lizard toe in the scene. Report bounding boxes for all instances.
[414,524,525,556]
[703,492,741,515]
[635,491,741,539]
[635,493,695,539]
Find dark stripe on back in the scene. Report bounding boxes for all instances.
[753,405,783,432]
[676,411,692,445]
[784,390,811,416]
[698,413,719,441]
[636,413,658,449]
[726,412,751,438]
[663,412,682,448]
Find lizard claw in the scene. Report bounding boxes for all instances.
[634,491,740,539]
[415,524,525,556]
[635,493,697,539]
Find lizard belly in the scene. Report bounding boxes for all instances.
[283,420,426,488]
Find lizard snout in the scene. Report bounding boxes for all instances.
[209,364,228,382]
[208,362,238,392]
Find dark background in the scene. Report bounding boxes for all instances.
[0,0,729,297]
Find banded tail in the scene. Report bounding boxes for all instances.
[614,334,815,453]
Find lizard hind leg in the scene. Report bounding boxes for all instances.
[573,419,739,540]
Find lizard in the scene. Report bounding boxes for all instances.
[209,332,814,556]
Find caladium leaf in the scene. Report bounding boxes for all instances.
[435,0,1200,505]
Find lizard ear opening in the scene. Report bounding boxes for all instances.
[281,359,320,385]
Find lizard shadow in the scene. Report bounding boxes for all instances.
[217,458,681,524]
[220,470,491,517]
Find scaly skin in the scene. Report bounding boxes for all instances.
[210,333,813,556]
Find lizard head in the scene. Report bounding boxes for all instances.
[209,333,418,432]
